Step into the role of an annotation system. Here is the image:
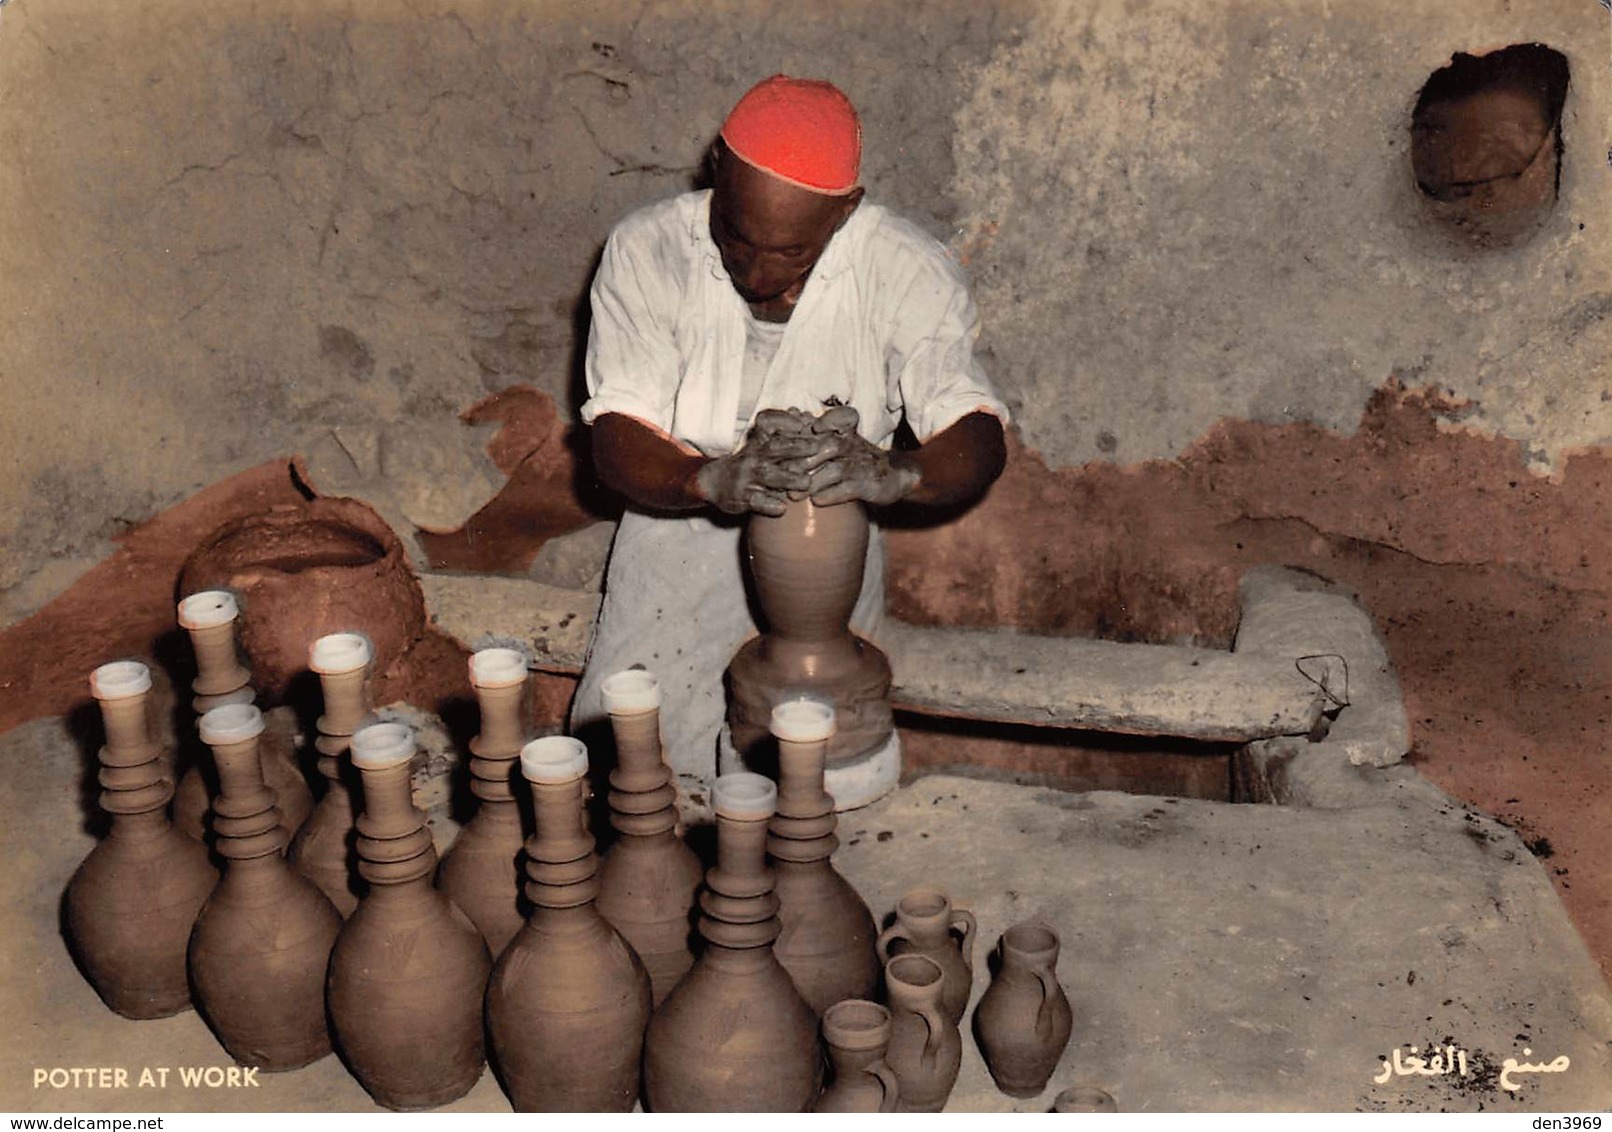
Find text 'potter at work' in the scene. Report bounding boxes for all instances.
[33,1067,261,1088]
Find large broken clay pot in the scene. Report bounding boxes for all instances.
[179,499,425,703]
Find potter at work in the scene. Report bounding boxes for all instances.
[569,74,1009,814]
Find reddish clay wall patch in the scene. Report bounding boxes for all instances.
[886,378,1612,979]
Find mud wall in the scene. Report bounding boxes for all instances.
[1,0,1606,621]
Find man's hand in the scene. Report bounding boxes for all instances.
[802,407,921,507]
[694,412,820,516]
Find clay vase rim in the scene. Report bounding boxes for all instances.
[823,999,892,1050]
[1001,922,1059,961]
[1052,1085,1118,1112]
[895,885,952,921]
[885,952,944,991]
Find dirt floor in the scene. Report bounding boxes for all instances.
[2,379,1606,993]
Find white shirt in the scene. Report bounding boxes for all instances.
[581,189,1009,456]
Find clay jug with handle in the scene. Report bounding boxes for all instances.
[883,953,962,1112]
[876,884,977,1024]
[813,998,901,1113]
[973,922,1074,1098]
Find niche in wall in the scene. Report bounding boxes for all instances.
[1410,43,1570,247]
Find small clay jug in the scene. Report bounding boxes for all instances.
[812,998,901,1113]
[594,668,702,1005]
[327,722,492,1110]
[485,737,652,1112]
[644,774,821,1112]
[172,591,313,844]
[65,661,218,1018]
[883,953,962,1113]
[876,885,977,1025]
[974,922,1074,1097]
[287,633,371,916]
[1052,1085,1118,1112]
[767,699,879,1014]
[437,647,530,957]
[188,704,341,1070]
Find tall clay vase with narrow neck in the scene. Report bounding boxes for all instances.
[188,704,341,1070]
[594,668,702,1005]
[327,723,491,1110]
[813,999,901,1113]
[727,497,894,770]
[644,774,821,1112]
[485,737,652,1111]
[65,662,218,1018]
[883,953,963,1112]
[973,923,1074,1098]
[437,647,530,957]
[876,884,977,1025]
[767,699,878,1013]
[173,591,313,844]
[288,633,371,916]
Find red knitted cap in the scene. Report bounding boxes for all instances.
[719,75,861,195]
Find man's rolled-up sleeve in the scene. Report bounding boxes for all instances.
[885,245,1011,443]
[580,221,683,433]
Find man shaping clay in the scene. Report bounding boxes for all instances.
[571,75,1009,814]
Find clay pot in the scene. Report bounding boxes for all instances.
[884,953,962,1112]
[767,700,878,1014]
[644,774,821,1112]
[327,723,491,1110]
[876,885,977,1025]
[188,704,341,1070]
[1052,1085,1118,1112]
[437,647,530,957]
[175,708,312,846]
[813,999,901,1113]
[485,737,652,1112]
[178,497,426,703]
[727,496,893,768]
[974,923,1074,1098]
[65,662,218,1018]
[287,633,372,917]
[595,669,702,1005]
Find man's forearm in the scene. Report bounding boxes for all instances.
[590,412,710,513]
[899,411,1008,508]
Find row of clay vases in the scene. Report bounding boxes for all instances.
[288,633,373,916]
[173,592,312,845]
[65,662,218,1019]
[327,722,491,1110]
[768,699,879,1014]
[594,669,702,1005]
[645,773,821,1111]
[189,703,342,1070]
[486,737,652,1111]
[437,647,531,957]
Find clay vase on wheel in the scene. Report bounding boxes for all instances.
[813,999,901,1113]
[727,494,893,771]
[973,922,1074,1098]
[876,885,977,1025]
[883,953,962,1112]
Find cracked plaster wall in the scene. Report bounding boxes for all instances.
[0,0,1607,624]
